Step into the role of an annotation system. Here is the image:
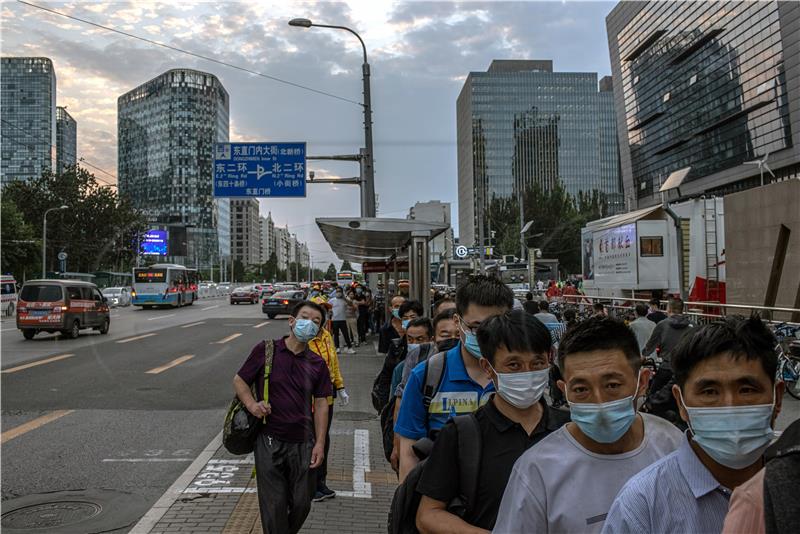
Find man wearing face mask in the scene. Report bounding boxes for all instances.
[233,300,333,534]
[394,275,514,483]
[602,316,783,534]
[379,295,407,356]
[494,317,682,533]
[372,300,424,412]
[415,311,569,533]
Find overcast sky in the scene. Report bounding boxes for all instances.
[1,0,616,268]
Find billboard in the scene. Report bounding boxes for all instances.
[593,223,636,287]
[142,230,168,256]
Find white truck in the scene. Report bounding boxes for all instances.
[580,197,725,301]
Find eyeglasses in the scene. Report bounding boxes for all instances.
[457,316,480,335]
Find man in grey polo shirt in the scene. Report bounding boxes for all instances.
[494,317,682,533]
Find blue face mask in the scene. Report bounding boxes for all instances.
[392,308,401,320]
[566,374,640,444]
[293,318,319,342]
[680,390,776,469]
[459,319,482,359]
[402,319,411,330]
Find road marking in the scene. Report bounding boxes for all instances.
[111,313,120,318]
[253,321,270,329]
[129,431,222,534]
[102,458,193,463]
[146,355,194,375]
[336,429,372,499]
[181,321,205,329]
[214,333,242,344]
[1,410,74,444]
[223,323,255,326]
[1,354,75,374]
[117,333,157,344]
[202,305,220,311]
[148,314,175,321]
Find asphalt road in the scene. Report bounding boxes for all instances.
[1,299,289,532]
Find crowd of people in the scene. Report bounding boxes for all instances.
[231,274,797,534]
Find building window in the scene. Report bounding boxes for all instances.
[640,236,663,257]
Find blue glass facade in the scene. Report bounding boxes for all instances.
[56,106,77,174]
[457,60,622,245]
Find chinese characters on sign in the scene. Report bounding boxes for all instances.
[213,142,307,198]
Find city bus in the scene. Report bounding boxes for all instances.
[132,264,198,309]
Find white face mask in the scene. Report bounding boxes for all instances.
[488,362,550,409]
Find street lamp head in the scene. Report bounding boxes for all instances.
[289,18,313,28]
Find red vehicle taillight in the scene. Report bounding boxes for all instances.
[282,300,289,305]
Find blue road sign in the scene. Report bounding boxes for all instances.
[213,142,307,198]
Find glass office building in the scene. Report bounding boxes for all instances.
[56,106,77,174]
[118,69,230,269]
[607,1,799,208]
[457,60,623,246]
[0,57,57,184]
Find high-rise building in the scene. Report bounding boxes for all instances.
[118,69,230,268]
[55,106,77,174]
[457,60,623,246]
[1,57,57,184]
[274,226,291,272]
[230,199,261,266]
[606,1,799,209]
[260,213,275,263]
[408,200,454,264]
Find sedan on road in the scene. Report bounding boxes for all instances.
[262,290,305,318]
[230,286,259,305]
[102,287,132,307]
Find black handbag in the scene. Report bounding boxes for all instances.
[223,340,274,455]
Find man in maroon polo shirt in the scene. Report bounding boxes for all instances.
[233,300,332,534]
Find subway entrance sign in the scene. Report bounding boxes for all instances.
[213,142,306,197]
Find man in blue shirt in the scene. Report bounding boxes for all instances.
[394,275,514,482]
[602,316,784,534]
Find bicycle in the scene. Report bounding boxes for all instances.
[773,323,800,400]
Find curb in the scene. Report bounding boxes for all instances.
[128,430,223,534]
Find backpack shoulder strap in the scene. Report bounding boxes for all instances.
[421,351,447,409]
[454,413,482,516]
[263,340,275,403]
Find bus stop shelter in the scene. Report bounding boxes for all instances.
[315,217,449,313]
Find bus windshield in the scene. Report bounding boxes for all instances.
[134,269,167,283]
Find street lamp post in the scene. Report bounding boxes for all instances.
[42,205,68,278]
[289,17,376,218]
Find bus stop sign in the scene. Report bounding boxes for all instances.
[213,142,307,198]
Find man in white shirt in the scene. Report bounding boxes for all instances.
[494,317,682,534]
[628,303,656,356]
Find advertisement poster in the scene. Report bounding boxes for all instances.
[581,228,594,281]
[593,223,636,287]
[142,230,168,256]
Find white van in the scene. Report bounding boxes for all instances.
[1,275,19,317]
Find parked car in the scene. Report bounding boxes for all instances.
[217,282,232,296]
[17,280,110,339]
[230,285,259,304]
[1,275,18,317]
[262,290,305,318]
[101,286,132,307]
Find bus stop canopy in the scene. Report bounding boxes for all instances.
[315,217,449,264]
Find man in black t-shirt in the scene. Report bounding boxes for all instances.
[415,311,569,532]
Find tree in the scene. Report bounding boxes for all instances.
[324,263,337,281]
[340,260,353,272]
[2,166,147,274]
[232,259,245,282]
[1,197,39,280]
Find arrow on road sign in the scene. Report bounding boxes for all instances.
[248,165,268,180]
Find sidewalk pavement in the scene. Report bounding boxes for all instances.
[145,336,397,534]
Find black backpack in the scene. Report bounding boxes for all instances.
[387,413,482,534]
[372,339,407,412]
[380,344,439,463]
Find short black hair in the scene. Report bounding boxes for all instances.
[523,300,538,315]
[455,275,514,316]
[406,317,433,338]
[399,299,424,317]
[291,300,326,321]
[525,292,533,301]
[432,308,456,331]
[432,297,455,316]
[558,316,641,372]
[635,303,648,317]
[476,310,552,365]
[668,298,684,314]
[563,308,577,322]
[672,315,778,388]
[538,300,549,312]
[649,298,661,307]
[593,302,605,312]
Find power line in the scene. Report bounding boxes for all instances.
[18,0,363,107]
[0,118,117,186]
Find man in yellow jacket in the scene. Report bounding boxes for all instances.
[308,324,349,501]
